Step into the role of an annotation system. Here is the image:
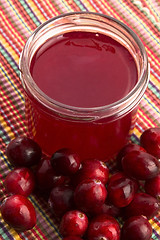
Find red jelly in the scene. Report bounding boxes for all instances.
[20,13,149,160]
[30,32,137,108]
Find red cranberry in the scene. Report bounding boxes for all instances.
[6,137,42,167]
[63,237,83,240]
[87,214,120,240]
[59,210,88,237]
[35,158,69,193]
[1,195,36,231]
[108,171,126,184]
[124,192,159,219]
[107,176,135,208]
[4,167,35,197]
[144,173,160,200]
[122,151,159,180]
[116,143,146,170]
[73,159,109,187]
[48,185,74,217]
[108,172,139,192]
[91,201,121,218]
[121,215,152,240]
[140,127,160,158]
[74,179,107,214]
[50,148,81,176]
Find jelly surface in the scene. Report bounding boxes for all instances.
[27,31,138,159]
[30,31,138,108]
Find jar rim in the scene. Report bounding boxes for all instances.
[19,12,149,119]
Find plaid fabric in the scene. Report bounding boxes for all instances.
[0,0,160,239]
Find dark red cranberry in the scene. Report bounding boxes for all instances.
[87,214,120,240]
[48,185,74,217]
[144,173,160,200]
[107,176,135,208]
[1,195,36,231]
[124,192,159,219]
[108,171,126,184]
[74,179,107,214]
[59,210,88,237]
[4,167,35,197]
[116,143,146,170]
[72,159,109,187]
[121,215,152,240]
[35,158,69,193]
[122,151,159,180]
[140,127,160,158]
[63,237,83,240]
[50,148,81,176]
[91,201,121,218]
[6,137,42,167]
[108,172,139,192]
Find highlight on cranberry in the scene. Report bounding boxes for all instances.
[50,148,81,176]
[74,178,107,214]
[122,151,159,180]
[72,158,109,187]
[4,167,35,197]
[107,176,136,208]
[108,171,139,192]
[87,214,120,240]
[1,195,36,231]
[0,127,159,238]
[59,210,88,237]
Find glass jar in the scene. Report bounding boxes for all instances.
[19,12,149,161]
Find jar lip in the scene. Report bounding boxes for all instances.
[19,11,149,116]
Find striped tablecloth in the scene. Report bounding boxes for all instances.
[1,0,160,239]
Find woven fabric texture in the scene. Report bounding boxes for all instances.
[0,0,160,239]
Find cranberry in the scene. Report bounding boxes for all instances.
[107,176,135,207]
[108,171,126,184]
[48,185,74,217]
[121,215,152,240]
[116,143,146,170]
[140,127,160,158]
[124,192,159,219]
[108,172,139,192]
[87,214,120,240]
[144,173,160,200]
[50,148,81,176]
[72,159,109,187]
[91,201,121,218]
[74,179,107,214]
[59,210,88,237]
[35,158,69,193]
[4,167,35,197]
[63,237,83,240]
[6,137,42,167]
[122,151,159,180]
[1,195,36,231]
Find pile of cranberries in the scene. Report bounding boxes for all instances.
[1,128,160,239]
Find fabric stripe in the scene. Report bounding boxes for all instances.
[0,221,15,240]
[107,0,160,58]
[4,0,33,33]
